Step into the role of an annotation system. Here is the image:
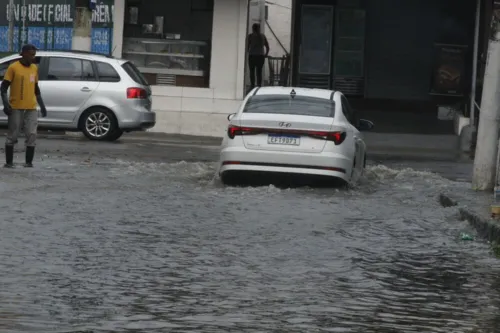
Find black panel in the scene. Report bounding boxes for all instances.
[364,0,475,101]
[298,74,330,89]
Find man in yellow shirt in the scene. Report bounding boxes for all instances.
[1,44,47,168]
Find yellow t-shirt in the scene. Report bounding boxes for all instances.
[4,61,38,110]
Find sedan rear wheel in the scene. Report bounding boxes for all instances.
[81,108,119,141]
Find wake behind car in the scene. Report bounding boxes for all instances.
[218,86,374,186]
[0,50,155,141]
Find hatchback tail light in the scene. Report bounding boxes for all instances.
[227,125,346,145]
[127,87,147,99]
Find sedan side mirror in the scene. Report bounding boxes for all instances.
[358,119,374,131]
[227,113,235,121]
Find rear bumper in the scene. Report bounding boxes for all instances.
[119,110,156,130]
[219,146,353,181]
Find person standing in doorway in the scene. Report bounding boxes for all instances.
[248,23,270,89]
[0,44,47,168]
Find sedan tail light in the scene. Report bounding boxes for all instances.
[127,87,147,99]
[227,125,346,145]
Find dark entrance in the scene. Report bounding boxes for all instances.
[290,0,478,134]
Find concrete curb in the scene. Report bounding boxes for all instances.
[438,193,500,243]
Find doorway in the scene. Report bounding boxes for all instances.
[291,1,366,96]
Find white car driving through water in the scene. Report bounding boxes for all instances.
[217,86,374,186]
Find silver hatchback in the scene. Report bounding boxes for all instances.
[0,50,156,141]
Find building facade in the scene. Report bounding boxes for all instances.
[290,0,480,105]
[0,0,489,137]
[0,0,251,137]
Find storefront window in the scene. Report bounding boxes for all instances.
[121,0,213,87]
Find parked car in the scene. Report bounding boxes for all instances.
[217,86,374,186]
[0,50,155,141]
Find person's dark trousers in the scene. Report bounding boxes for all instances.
[248,55,266,88]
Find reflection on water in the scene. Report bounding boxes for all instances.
[0,160,499,332]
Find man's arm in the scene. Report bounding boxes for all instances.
[1,64,14,115]
[1,79,11,116]
[263,35,270,57]
[35,82,47,117]
[0,80,10,94]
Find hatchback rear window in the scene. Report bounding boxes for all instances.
[243,94,335,117]
[122,61,148,86]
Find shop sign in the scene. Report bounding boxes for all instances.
[0,0,114,53]
[430,43,468,97]
[0,0,114,26]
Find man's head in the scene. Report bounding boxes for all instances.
[252,23,260,33]
[20,44,37,65]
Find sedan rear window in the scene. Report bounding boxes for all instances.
[243,94,335,117]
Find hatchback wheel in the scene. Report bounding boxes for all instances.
[107,129,124,141]
[81,108,119,141]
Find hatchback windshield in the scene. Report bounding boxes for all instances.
[243,94,335,117]
[122,61,149,86]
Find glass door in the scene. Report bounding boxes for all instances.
[332,8,366,95]
[297,5,334,89]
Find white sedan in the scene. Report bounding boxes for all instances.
[217,86,374,186]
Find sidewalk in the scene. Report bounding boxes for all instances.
[364,132,459,161]
[439,191,500,244]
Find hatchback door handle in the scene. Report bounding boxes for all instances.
[81,87,91,92]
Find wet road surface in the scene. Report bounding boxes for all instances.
[1,138,499,333]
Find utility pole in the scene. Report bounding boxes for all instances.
[472,3,500,191]
[8,0,15,52]
[72,0,93,51]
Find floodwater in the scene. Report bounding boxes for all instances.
[0,158,498,333]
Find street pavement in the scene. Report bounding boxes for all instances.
[1,136,499,333]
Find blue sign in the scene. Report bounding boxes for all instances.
[91,28,111,55]
[0,26,19,52]
[0,26,111,55]
[52,27,72,50]
[27,26,47,50]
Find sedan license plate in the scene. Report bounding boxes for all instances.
[267,134,300,146]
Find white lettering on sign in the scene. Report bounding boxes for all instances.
[6,3,73,22]
[92,4,113,23]
[47,5,54,22]
[5,3,115,23]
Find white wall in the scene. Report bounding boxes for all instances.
[112,0,248,137]
[265,0,292,58]
[256,0,292,86]
[112,0,125,58]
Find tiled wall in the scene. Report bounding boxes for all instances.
[150,86,243,137]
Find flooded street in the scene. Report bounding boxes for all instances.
[0,138,499,332]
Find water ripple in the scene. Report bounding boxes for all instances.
[0,160,498,332]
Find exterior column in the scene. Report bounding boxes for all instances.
[209,0,249,99]
[236,0,249,99]
[112,0,125,58]
[72,0,92,51]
